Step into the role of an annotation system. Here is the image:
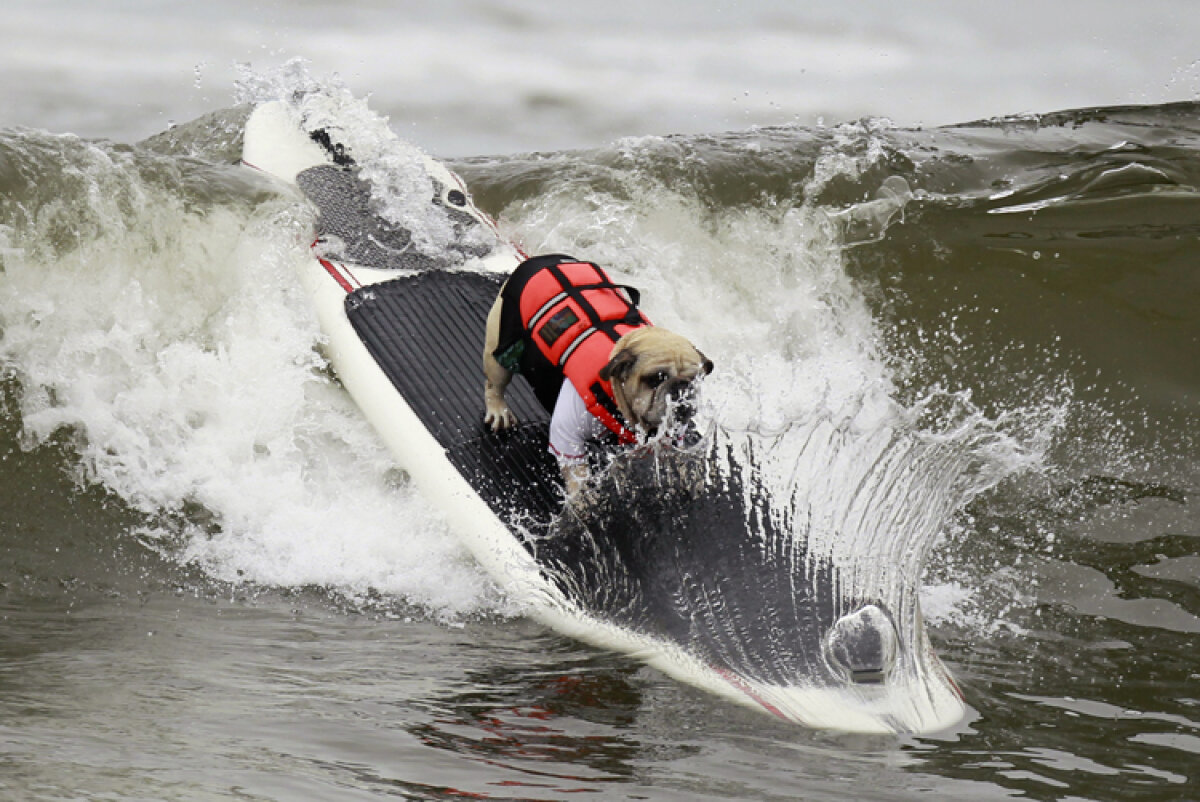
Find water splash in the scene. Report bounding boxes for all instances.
[0,125,498,617]
[234,59,493,259]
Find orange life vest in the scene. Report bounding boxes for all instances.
[495,255,650,444]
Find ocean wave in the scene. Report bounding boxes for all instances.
[0,87,1194,635]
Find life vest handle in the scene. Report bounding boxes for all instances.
[554,280,641,308]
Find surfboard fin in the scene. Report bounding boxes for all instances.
[822,603,898,685]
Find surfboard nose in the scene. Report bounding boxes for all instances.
[822,603,898,685]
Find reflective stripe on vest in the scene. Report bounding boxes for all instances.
[517,262,648,443]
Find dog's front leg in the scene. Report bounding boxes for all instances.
[483,371,517,431]
[482,294,518,431]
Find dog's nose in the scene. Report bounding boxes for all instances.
[667,379,696,420]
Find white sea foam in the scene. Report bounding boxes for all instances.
[0,133,499,617]
[234,60,492,260]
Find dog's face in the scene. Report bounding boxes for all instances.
[599,327,713,433]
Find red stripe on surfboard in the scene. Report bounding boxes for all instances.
[341,263,363,287]
[317,257,355,293]
[933,644,965,700]
[445,171,527,259]
[711,667,788,720]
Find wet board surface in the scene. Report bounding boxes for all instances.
[344,271,565,535]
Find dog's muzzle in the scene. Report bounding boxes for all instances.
[665,379,698,422]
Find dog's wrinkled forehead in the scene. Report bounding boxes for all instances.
[601,327,712,385]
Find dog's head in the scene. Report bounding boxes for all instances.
[599,327,713,434]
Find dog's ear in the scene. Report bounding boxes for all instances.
[600,349,638,384]
[697,350,714,376]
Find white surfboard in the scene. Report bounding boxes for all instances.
[241,98,967,734]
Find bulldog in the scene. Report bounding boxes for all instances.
[482,254,711,495]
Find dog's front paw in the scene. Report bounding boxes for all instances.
[484,401,518,432]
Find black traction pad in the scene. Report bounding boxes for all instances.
[345,271,564,535]
[343,271,859,688]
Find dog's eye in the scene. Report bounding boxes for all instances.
[645,371,670,389]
